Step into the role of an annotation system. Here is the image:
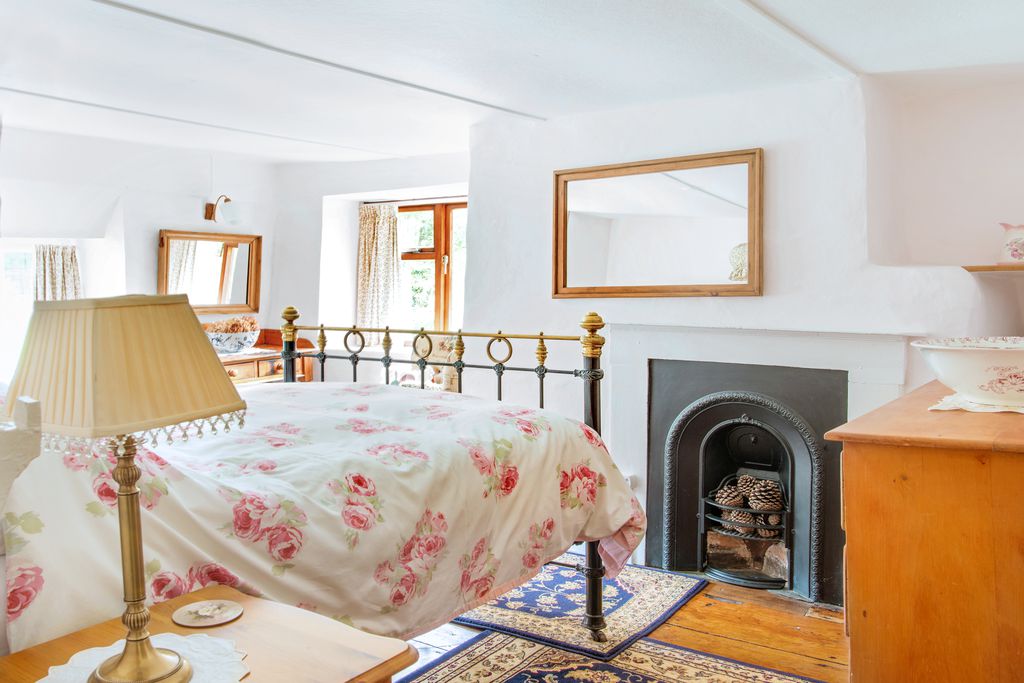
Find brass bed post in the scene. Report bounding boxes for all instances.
[580,312,608,643]
[281,306,298,383]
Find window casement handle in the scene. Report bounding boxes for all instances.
[441,254,449,275]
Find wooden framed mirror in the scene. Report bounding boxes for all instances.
[157,229,262,313]
[553,148,763,298]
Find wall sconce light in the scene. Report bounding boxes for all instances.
[204,195,232,221]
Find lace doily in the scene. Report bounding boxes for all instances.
[39,633,248,683]
[929,393,1024,414]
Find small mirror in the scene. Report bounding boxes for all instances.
[554,149,762,297]
[157,230,261,313]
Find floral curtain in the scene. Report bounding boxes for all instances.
[34,245,82,301]
[356,204,399,343]
[167,239,198,295]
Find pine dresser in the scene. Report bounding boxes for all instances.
[826,381,1024,682]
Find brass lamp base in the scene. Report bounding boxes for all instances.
[89,434,193,683]
[88,638,192,683]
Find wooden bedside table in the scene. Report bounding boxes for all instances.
[0,586,418,682]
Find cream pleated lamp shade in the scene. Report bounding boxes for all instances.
[4,294,246,438]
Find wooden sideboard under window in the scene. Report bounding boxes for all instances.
[218,329,314,384]
[826,381,1024,682]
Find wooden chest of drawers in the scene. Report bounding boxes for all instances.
[217,329,314,385]
[826,381,1024,682]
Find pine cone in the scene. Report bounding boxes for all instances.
[748,479,784,512]
[756,513,781,538]
[726,510,755,534]
[714,485,744,531]
[736,474,758,500]
[714,485,743,507]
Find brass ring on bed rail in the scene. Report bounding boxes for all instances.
[413,331,433,360]
[343,329,366,354]
[486,335,514,365]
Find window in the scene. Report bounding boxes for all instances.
[395,203,467,330]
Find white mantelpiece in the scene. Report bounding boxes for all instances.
[603,323,911,515]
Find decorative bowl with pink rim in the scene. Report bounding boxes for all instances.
[911,336,1024,406]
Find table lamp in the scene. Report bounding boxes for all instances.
[4,294,246,683]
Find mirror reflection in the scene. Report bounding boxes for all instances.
[554,149,762,298]
[158,230,261,312]
[166,238,251,305]
[567,163,749,287]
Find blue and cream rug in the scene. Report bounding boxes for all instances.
[453,554,706,660]
[397,631,823,683]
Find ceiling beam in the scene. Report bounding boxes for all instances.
[89,0,546,121]
[714,0,858,78]
[0,85,394,156]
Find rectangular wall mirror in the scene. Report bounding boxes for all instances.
[157,229,262,313]
[553,148,762,298]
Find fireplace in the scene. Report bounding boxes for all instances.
[646,359,846,605]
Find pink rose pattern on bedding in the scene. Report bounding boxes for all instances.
[2,382,645,652]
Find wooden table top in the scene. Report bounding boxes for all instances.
[0,586,418,682]
[825,380,1024,452]
[218,347,285,362]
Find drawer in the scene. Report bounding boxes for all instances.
[223,361,259,383]
[259,358,286,378]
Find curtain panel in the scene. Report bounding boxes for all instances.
[356,204,399,343]
[167,239,198,295]
[34,245,82,301]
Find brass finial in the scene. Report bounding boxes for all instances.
[580,311,605,359]
[454,332,465,362]
[382,327,392,357]
[317,325,327,354]
[281,306,299,343]
[536,334,548,366]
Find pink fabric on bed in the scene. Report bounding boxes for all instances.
[4,382,645,651]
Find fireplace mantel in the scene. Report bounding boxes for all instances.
[602,322,911,561]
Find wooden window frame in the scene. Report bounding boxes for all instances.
[398,202,467,329]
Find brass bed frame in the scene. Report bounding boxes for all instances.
[280,306,611,642]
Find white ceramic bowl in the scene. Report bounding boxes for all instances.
[911,336,1024,406]
[206,330,259,355]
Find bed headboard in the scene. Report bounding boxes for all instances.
[278,308,606,433]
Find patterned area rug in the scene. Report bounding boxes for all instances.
[397,631,823,683]
[453,554,706,660]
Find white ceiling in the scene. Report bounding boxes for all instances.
[1,0,1023,161]
[751,0,1024,74]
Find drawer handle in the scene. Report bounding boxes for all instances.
[227,369,238,377]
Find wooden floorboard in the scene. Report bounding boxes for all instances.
[406,578,849,682]
[651,623,848,683]
[662,582,849,666]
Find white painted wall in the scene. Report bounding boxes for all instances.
[319,196,361,325]
[0,128,280,322]
[467,79,1017,338]
[270,153,469,327]
[865,69,1024,266]
[464,78,1021,419]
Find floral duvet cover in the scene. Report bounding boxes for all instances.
[3,382,645,652]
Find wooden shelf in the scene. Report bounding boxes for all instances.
[962,264,1024,272]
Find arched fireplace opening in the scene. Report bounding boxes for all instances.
[664,391,824,602]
